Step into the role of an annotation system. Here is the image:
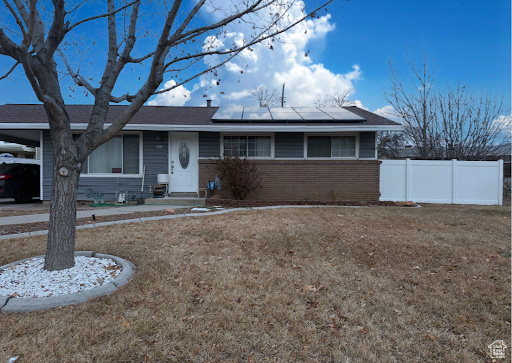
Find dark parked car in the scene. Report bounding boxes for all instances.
[0,163,40,203]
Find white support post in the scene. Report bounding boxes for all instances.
[405,158,412,201]
[498,159,504,205]
[451,159,457,204]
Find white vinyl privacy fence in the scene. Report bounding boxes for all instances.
[380,159,504,205]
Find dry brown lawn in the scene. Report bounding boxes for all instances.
[0,204,510,362]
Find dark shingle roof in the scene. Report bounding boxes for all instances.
[0,104,400,127]
[342,106,400,126]
[0,104,218,125]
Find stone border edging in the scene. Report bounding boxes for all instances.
[0,251,136,313]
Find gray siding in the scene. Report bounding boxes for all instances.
[275,133,304,158]
[42,131,168,201]
[142,131,168,186]
[359,132,376,159]
[42,130,53,201]
[199,132,220,158]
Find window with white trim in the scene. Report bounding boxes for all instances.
[223,135,271,157]
[307,135,356,158]
[81,134,140,174]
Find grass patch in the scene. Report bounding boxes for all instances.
[0,205,510,362]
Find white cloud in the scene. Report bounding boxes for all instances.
[224,89,252,100]
[187,1,361,107]
[373,105,403,123]
[493,114,512,129]
[202,35,224,52]
[225,62,244,73]
[148,80,191,106]
[274,64,361,106]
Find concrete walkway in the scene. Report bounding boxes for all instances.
[0,204,196,226]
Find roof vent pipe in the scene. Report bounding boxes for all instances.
[206,99,212,107]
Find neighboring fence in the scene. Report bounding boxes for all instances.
[380,159,503,205]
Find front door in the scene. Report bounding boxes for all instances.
[169,132,199,193]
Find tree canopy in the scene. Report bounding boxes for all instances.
[384,52,510,160]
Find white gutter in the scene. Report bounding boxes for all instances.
[0,123,404,132]
[0,123,49,129]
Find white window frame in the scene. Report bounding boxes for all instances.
[220,133,274,159]
[304,133,359,159]
[79,131,143,178]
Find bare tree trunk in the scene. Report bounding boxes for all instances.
[44,150,81,270]
[43,108,82,270]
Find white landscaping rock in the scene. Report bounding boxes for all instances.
[190,207,210,212]
[0,256,121,298]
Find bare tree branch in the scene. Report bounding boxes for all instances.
[167,0,265,47]
[0,28,21,59]
[66,0,88,15]
[101,0,119,82]
[158,0,334,95]
[58,49,96,95]
[314,89,352,107]
[65,0,140,33]
[127,51,155,63]
[0,60,20,80]
[251,85,279,107]
[98,0,185,141]
[170,0,206,39]
[7,0,46,52]
[2,0,28,41]
[44,0,67,57]
[385,51,510,160]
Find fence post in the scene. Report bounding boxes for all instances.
[405,158,412,201]
[498,159,504,205]
[451,159,457,204]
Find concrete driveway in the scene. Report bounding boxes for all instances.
[0,198,48,211]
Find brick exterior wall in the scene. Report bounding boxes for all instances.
[199,159,381,201]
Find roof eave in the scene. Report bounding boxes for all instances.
[0,123,404,132]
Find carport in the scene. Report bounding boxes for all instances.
[0,129,41,148]
[0,129,43,201]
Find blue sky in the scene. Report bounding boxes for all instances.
[0,0,509,115]
[318,0,511,111]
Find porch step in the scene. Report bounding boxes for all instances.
[144,197,206,206]
[168,192,199,197]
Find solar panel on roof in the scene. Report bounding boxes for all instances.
[243,106,269,112]
[212,106,366,122]
[319,107,352,112]
[268,107,297,113]
[269,111,303,120]
[324,111,365,121]
[293,107,322,112]
[213,107,244,120]
[296,111,333,120]
[242,108,272,120]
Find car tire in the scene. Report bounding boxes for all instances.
[15,187,33,204]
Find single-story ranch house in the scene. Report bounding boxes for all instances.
[0,104,402,202]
